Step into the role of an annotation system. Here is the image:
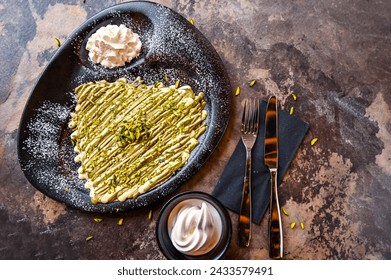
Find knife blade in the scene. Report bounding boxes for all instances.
[264,95,284,259]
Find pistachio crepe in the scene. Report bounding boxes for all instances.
[69,78,207,204]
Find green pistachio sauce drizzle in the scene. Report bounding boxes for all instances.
[69,77,207,204]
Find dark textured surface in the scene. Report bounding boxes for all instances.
[1,0,390,260]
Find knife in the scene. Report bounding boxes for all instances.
[264,95,283,259]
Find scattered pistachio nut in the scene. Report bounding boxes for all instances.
[148,210,153,220]
[291,93,297,101]
[281,208,289,216]
[86,235,94,241]
[249,79,256,87]
[311,137,318,146]
[55,38,61,47]
[289,107,294,115]
[235,86,241,96]
[164,74,169,82]
[175,80,181,89]
[118,218,124,226]
[290,222,296,229]
[300,222,305,230]
[189,18,195,25]
[93,218,103,223]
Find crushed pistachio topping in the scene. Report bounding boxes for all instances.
[311,137,318,145]
[235,86,241,96]
[69,78,207,204]
[116,114,150,147]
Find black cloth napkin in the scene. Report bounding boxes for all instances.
[212,100,309,224]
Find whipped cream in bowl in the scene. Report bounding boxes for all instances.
[169,200,222,256]
[85,24,142,68]
[156,192,232,260]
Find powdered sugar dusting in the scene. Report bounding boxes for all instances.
[21,100,92,210]
[24,101,70,162]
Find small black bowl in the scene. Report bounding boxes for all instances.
[156,191,232,260]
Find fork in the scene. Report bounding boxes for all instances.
[238,98,259,247]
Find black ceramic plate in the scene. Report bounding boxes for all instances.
[17,1,231,212]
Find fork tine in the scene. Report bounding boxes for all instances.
[243,98,251,133]
[241,99,248,132]
[253,99,259,133]
[248,100,253,132]
[246,99,252,132]
[250,99,256,133]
